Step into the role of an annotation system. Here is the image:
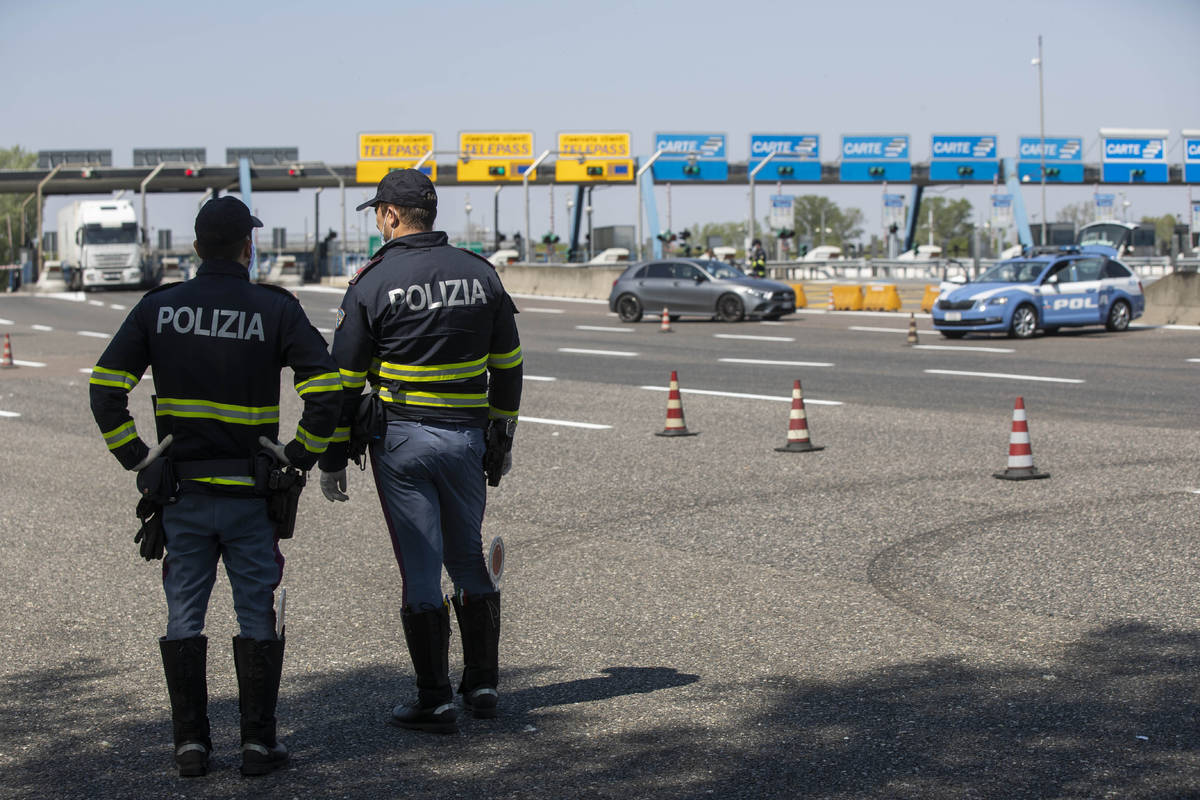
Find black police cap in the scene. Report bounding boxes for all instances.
[356,169,438,212]
[195,196,263,243]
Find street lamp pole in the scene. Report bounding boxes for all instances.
[1034,35,1047,247]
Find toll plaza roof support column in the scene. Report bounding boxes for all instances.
[238,158,256,278]
[905,184,924,254]
[1003,157,1034,248]
[139,162,167,250]
[34,164,63,281]
[748,152,778,249]
[523,150,552,262]
[635,150,664,261]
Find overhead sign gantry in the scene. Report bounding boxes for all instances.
[650,133,728,181]
[840,135,910,182]
[748,134,820,182]
[1016,136,1083,183]
[1100,129,1168,183]
[554,132,633,182]
[457,132,535,182]
[356,133,436,183]
[929,134,998,182]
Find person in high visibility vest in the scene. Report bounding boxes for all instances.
[748,239,767,278]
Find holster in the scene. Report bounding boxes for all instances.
[254,451,305,540]
[347,391,385,469]
[133,457,178,561]
[483,419,516,487]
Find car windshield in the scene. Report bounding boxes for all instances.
[701,261,745,280]
[974,260,1045,283]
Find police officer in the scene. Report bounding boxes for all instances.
[749,238,767,278]
[318,169,522,734]
[89,197,341,777]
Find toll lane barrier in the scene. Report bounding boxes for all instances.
[830,284,864,311]
[863,284,901,312]
[921,284,941,313]
[788,283,807,309]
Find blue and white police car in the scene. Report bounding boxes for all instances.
[931,246,1144,339]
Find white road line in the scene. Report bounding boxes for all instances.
[78,331,110,339]
[759,321,788,326]
[109,304,126,310]
[719,357,834,368]
[558,347,638,357]
[713,333,795,342]
[0,318,12,325]
[31,324,53,331]
[524,375,557,381]
[522,307,565,314]
[1187,358,1200,363]
[914,344,1015,353]
[520,416,612,430]
[88,300,105,307]
[0,410,20,418]
[924,369,1084,384]
[12,359,46,367]
[575,325,633,333]
[640,385,843,405]
[1164,324,1200,332]
[849,326,915,334]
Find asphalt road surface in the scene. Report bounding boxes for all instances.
[1,286,1197,799]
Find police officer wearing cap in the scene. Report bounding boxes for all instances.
[318,169,522,734]
[748,239,767,278]
[89,197,341,777]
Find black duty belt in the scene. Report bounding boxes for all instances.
[173,459,255,480]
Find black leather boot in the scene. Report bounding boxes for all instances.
[232,636,288,776]
[390,605,457,734]
[159,636,212,777]
[451,592,500,718]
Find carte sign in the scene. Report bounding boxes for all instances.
[1016,136,1084,183]
[457,132,535,182]
[929,135,998,181]
[356,133,436,184]
[839,135,910,182]
[555,132,633,182]
[1100,129,1168,183]
[748,134,820,181]
[1186,130,1200,184]
[651,133,728,181]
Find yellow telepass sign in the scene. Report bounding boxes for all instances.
[555,132,634,182]
[355,133,436,183]
[457,132,535,182]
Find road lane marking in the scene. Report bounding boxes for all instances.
[0,410,20,418]
[31,324,52,331]
[88,300,105,307]
[525,375,557,381]
[850,326,920,334]
[78,331,110,339]
[759,321,788,326]
[522,307,565,314]
[719,358,834,368]
[914,344,1015,353]
[1187,358,1200,363]
[640,385,842,405]
[12,359,46,367]
[575,325,633,333]
[713,333,795,342]
[558,347,638,357]
[924,369,1084,384]
[521,416,612,430]
[1164,324,1200,332]
[109,304,126,310]
[0,318,12,325]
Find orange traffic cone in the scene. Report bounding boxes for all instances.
[0,333,14,368]
[775,379,823,452]
[655,370,698,437]
[994,396,1049,480]
[659,307,672,333]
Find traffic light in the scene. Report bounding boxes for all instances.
[183,166,201,177]
[679,229,691,241]
[286,165,303,177]
[778,228,795,240]
[488,165,506,177]
[80,167,94,178]
[777,165,795,177]
[1044,167,1061,178]
[656,231,676,243]
[541,233,560,245]
[585,165,603,177]
[888,223,899,235]
[682,162,701,176]
[867,166,885,177]
[1130,168,1145,179]
[957,165,974,177]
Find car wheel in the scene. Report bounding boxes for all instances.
[939,330,966,339]
[616,293,643,323]
[1105,300,1130,332]
[1008,304,1038,339]
[716,293,744,322]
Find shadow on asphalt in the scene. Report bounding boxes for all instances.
[2,624,1196,798]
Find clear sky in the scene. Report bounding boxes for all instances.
[3,0,1198,252]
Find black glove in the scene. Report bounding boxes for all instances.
[134,496,165,561]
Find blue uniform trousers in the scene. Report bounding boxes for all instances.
[369,419,493,611]
[161,490,282,641]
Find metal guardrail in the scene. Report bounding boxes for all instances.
[767,256,1190,283]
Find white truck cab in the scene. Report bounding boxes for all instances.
[57,200,153,290]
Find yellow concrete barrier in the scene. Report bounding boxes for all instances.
[920,284,941,313]
[863,283,902,312]
[788,283,807,309]
[830,284,864,311]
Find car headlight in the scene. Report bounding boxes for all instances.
[978,296,1009,309]
[740,287,768,299]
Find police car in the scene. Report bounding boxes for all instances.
[931,245,1144,339]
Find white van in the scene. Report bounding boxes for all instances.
[587,247,630,264]
[897,245,942,261]
[487,248,520,267]
[801,245,843,262]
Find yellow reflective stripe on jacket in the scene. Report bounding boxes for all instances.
[339,367,368,390]
[295,424,331,454]
[330,426,351,444]
[488,407,519,421]
[488,346,523,369]
[90,366,140,392]
[188,476,256,487]
[155,398,280,425]
[102,420,138,450]
[379,386,488,408]
[295,371,342,396]
[377,356,487,383]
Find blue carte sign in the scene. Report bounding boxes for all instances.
[651,133,728,181]
[839,135,910,182]
[1100,131,1167,183]
[1185,133,1200,183]
[748,134,820,181]
[929,134,998,181]
[1016,136,1084,183]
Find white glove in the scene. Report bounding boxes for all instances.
[320,469,349,502]
[133,434,173,471]
[258,436,291,466]
[502,451,512,476]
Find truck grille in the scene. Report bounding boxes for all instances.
[94,253,128,267]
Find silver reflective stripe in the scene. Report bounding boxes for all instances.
[176,743,207,755]
[242,743,269,755]
[296,372,342,395]
[155,398,279,425]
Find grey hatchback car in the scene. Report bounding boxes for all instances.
[608,259,796,322]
